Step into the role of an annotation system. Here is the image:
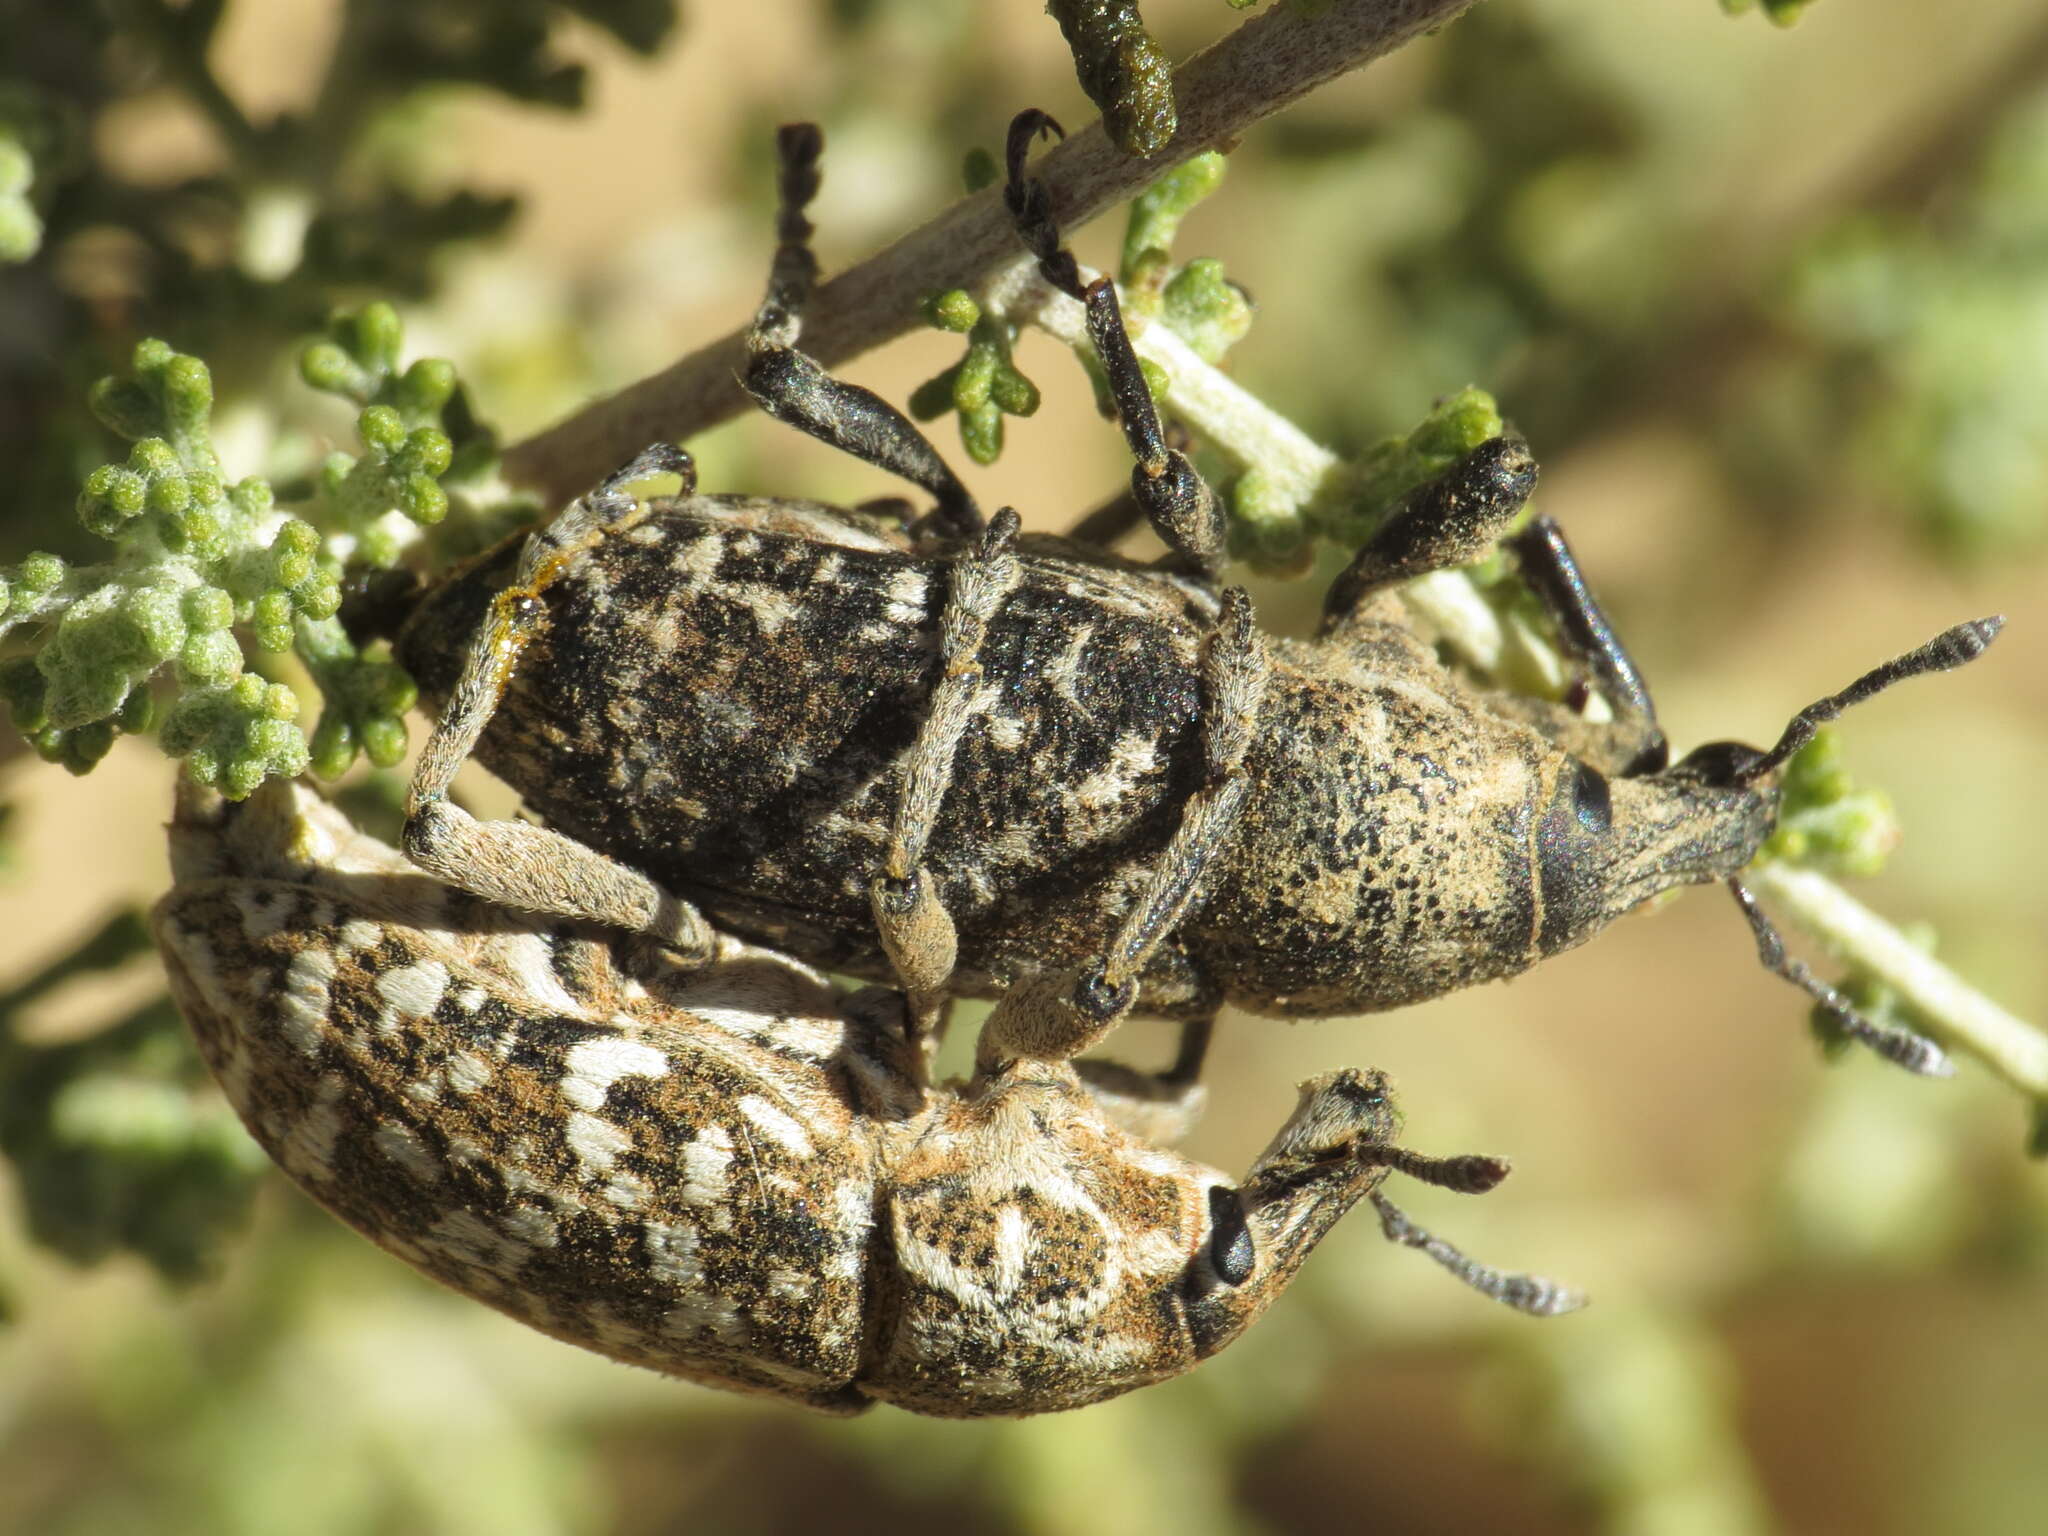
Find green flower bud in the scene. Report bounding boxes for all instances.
[925,289,981,333]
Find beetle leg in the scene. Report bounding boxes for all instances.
[742,123,983,539]
[1073,1014,1214,1145]
[872,510,1024,1042]
[978,588,1267,1067]
[1004,110,1226,574]
[1505,513,1669,775]
[403,447,717,957]
[1320,436,1538,622]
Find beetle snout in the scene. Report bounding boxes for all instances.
[1537,768,1778,957]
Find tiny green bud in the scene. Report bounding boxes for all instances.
[953,341,998,412]
[959,401,1004,466]
[124,584,186,662]
[358,405,404,453]
[117,687,155,734]
[18,551,64,596]
[361,715,408,768]
[961,147,999,194]
[395,358,457,422]
[60,720,117,774]
[925,290,981,333]
[299,340,361,396]
[145,472,192,517]
[294,574,342,622]
[352,302,404,371]
[250,592,294,653]
[990,363,1040,417]
[1407,386,1505,463]
[179,630,243,687]
[229,477,274,518]
[309,714,355,781]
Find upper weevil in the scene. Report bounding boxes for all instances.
[385,112,2001,1105]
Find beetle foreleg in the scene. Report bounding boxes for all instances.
[1003,109,1225,573]
[1506,511,1669,776]
[1321,436,1537,621]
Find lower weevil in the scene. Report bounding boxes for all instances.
[384,112,2001,1110]
[156,779,1576,1418]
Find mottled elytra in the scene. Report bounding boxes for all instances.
[155,780,1577,1418]
[386,111,2000,1110]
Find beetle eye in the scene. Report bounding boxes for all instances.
[1569,759,1612,835]
[1207,1185,1255,1286]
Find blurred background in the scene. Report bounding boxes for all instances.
[1,1,2044,1531]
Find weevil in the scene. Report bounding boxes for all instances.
[386,112,2000,1111]
[154,779,1578,1418]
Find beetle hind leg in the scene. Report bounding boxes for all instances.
[403,449,718,956]
[871,510,1024,1044]
[978,588,1269,1069]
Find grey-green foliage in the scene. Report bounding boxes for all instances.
[0,309,487,795]
[0,0,676,569]
[1776,87,2048,560]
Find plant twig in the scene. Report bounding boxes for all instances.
[502,0,1480,505]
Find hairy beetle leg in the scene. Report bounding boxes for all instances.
[404,446,717,956]
[1003,109,1225,574]
[742,123,982,539]
[979,588,1268,1067]
[873,510,1025,1042]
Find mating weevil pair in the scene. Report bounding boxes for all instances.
[390,111,1999,1105]
[217,108,2004,1414]
[156,779,1573,1417]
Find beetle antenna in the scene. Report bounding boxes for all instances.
[1725,877,1953,1076]
[1368,1190,1586,1316]
[1363,1146,1585,1316]
[1741,616,2003,785]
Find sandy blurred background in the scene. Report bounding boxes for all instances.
[2,1,2045,1532]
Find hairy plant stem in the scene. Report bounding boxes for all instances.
[502,0,1480,504]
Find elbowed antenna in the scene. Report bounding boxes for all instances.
[1741,616,2004,785]
[1726,877,1953,1077]
[1716,613,2005,1077]
[1364,1144,1588,1317]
